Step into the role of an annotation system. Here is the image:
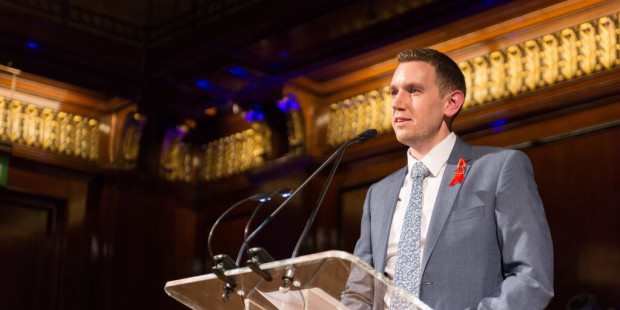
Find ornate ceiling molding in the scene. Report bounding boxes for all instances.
[325,7,620,146]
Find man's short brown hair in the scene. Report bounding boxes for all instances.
[397,48,466,98]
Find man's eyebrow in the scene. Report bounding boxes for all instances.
[391,83,425,89]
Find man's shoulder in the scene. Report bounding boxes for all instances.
[372,166,407,188]
[466,144,534,174]
[469,144,525,161]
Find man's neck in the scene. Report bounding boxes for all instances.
[408,130,452,160]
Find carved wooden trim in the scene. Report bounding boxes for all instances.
[325,7,620,146]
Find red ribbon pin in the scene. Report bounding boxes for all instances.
[449,157,467,186]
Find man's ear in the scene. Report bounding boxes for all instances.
[444,90,465,118]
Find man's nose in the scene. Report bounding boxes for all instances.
[391,91,407,110]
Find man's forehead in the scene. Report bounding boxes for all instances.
[391,61,436,84]
[395,60,435,73]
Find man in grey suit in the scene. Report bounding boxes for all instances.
[342,48,553,309]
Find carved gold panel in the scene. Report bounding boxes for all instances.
[0,97,100,161]
[327,86,393,147]
[458,13,620,108]
[326,11,620,145]
[160,122,273,182]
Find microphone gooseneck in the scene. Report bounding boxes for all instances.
[253,129,378,243]
[207,192,272,302]
[290,129,377,259]
[207,129,378,291]
[207,192,270,263]
[280,129,377,289]
[237,188,292,265]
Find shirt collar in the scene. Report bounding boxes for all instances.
[406,132,457,177]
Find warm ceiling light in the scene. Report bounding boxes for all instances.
[183,118,196,129]
[204,107,217,116]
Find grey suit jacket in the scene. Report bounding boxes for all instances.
[343,137,553,310]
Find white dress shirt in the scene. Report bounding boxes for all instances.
[383,132,456,308]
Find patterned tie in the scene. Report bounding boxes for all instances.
[392,162,430,309]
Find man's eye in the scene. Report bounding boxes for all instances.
[391,90,398,96]
[410,89,420,93]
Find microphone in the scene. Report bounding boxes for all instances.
[239,188,292,281]
[240,129,377,290]
[250,129,378,239]
[354,128,378,143]
[237,187,292,265]
[207,192,271,302]
[291,129,377,258]
[281,129,377,290]
[207,192,271,264]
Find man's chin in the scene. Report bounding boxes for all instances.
[394,133,414,146]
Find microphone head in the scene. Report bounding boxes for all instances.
[249,192,272,202]
[249,189,291,202]
[355,129,378,143]
[274,187,292,198]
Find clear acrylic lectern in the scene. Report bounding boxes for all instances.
[165,250,432,310]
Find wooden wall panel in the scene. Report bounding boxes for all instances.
[0,189,66,310]
[524,125,620,309]
[0,160,90,310]
[91,175,198,310]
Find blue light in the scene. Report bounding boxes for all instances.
[277,94,300,113]
[26,42,39,49]
[490,119,507,127]
[281,193,291,198]
[228,66,249,78]
[244,110,265,122]
[195,79,216,91]
[259,197,272,202]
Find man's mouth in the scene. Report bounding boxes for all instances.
[393,117,410,123]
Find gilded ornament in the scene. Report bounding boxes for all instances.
[42,108,57,152]
[8,100,24,143]
[541,34,560,86]
[458,61,474,108]
[559,28,578,80]
[577,23,597,75]
[24,104,40,147]
[523,40,542,90]
[195,124,272,181]
[88,119,98,160]
[597,16,619,70]
[0,98,6,140]
[489,51,507,100]
[472,56,490,105]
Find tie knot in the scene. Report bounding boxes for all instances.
[411,162,430,179]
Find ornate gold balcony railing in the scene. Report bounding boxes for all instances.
[0,97,99,161]
[327,88,393,147]
[327,11,620,146]
[160,122,273,182]
[460,13,619,109]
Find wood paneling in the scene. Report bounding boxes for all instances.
[525,125,620,309]
[90,174,198,310]
[0,188,67,310]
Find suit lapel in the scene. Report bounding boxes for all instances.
[375,166,406,272]
[421,137,473,275]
